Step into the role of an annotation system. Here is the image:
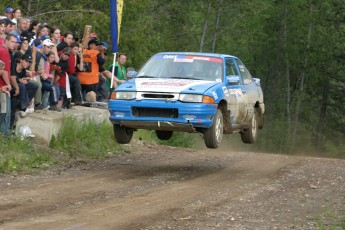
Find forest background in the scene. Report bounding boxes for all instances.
[1,0,344,158]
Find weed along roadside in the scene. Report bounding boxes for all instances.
[0,106,114,173]
[0,105,197,173]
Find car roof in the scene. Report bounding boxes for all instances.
[157,52,237,59]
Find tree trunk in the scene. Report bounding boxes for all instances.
[199,2,212,52]
[282,0,291,148]
[315,79,329,153]
[211,0,222,53]
[27,0,31,12]
[292,1,313,149]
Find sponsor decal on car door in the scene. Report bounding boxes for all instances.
[225,58,247,125]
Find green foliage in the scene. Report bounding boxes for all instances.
[50,116,124,159]
[0,0,344,156]
[316,210,345,230]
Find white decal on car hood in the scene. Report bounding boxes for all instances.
[135,78,211,93]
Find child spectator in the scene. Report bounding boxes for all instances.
[51,47,70,111]
[66,42,83,106]
[40,51,56,109]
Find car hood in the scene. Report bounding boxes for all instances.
[134,78,219,94]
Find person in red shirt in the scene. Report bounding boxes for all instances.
[0,19,6,45]
[66,42,83,106]
[50,47,70,111]
[0,34,15,135]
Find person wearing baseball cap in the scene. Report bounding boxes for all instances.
[4,7,13,20]
[3,18,15,26]
[100,41,109,54]
[42,39,53,47]
[15,32,31,61]
[40,34,50,41]
[89,32,97,39]
[21,53,32,63]
[62,46,71,56]
[11,52,39,116]
[20,31,33,43]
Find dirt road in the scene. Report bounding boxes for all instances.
[0,142,344,230]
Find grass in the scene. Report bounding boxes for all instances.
[317,215,345,230]
[316,193,345,230]
[0,136,53,173]
[0,116,197,173]
[0,117,125,173]
[50,116,125,159]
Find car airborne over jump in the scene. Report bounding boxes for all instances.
[108,52,265,148]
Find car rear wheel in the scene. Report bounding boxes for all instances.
[113,124,133,144]
[204,109,223,149]
[240,113,258,144]
[156,130,173,140]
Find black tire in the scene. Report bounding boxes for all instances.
[113,124,133,144]
[204,109,223,149]
[255,107,264,129]
[156,130,173,140]
[240,113,258,144]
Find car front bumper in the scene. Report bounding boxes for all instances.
[108,99,218,131]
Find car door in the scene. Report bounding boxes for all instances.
[225,58,247,126]
[234,59,259,123]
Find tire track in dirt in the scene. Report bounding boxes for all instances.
[0,148,304,230]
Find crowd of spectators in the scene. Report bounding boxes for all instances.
[0,7,133,137]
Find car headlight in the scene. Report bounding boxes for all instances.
[115,92,136,100]
[179,94,215,104]
[179,94,203,103]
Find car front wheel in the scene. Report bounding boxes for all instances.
[204,109,223,149]
[113,124,133,144]
[240,113,258,144]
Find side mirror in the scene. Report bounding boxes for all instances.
[253,78,261,86]
[227,75,240,85]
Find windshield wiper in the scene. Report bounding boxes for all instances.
[136,75,156,78]
[170,76,200,80]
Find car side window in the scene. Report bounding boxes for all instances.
[236,59,253,85]
[225,59,239,76]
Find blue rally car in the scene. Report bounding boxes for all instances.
[108,52,264,148]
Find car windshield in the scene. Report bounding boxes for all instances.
[136,54,223,82]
